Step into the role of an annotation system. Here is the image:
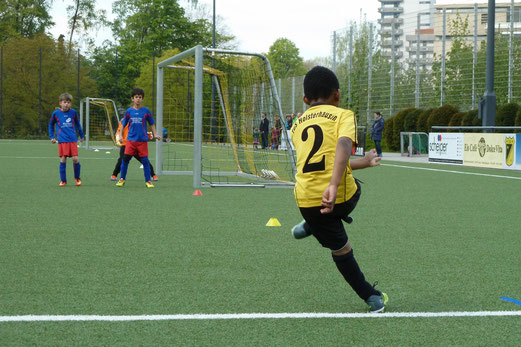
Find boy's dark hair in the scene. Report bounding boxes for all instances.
[304,66,339,101]
[375,111,381,116]
[131,88,145,98]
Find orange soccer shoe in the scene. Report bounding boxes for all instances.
[59,181,67,187]
[75,178,82,186]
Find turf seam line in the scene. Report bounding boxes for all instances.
[2,311,521,322]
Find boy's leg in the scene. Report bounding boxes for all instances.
[136,155,156,177]
[120,154,131,180]
[113,146,125,176]
[72,156,81,179]
[141,157,152,182]
[59,157,67,182]
[331,244,379,301]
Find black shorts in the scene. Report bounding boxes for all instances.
[299,180,361,251]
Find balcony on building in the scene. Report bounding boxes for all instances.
[378,17,404,25]
[378,7,404,14]
[382,50,404,59]
[381,39,404,47]
[379,28,404,36]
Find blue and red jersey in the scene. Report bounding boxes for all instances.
[48,109,84,143]
[120,106,155,142]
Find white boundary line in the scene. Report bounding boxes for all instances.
[381,163,521,180]
[1,311,521,322]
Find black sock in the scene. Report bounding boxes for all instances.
[332,250,378,301]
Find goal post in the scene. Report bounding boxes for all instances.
[79,97,120,149]
[155,45,296,188]
[400,132,428,156]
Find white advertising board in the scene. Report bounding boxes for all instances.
[428,133,464,164]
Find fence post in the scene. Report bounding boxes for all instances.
[390,21,395,117]
[39,47,42,135]
[152,52,156,115]
[441,8,446,106]
[77,50,80,111]
[366,24,373,127]
[508,0,514,103]
[291,76,295,113]
[348,25,353,109]
[0,46,3,138]
[278,78,282,114]
[472,4,478,109]
[332,31,337,73]
[415,13,421,108]
[115,49,118,106]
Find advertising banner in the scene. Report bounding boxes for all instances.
[463,133,504,169]
[428,133,463,164]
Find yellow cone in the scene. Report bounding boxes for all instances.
[266,218,281,227]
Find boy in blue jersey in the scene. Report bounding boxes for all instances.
[49,93,84,187]
[116,88,160,188]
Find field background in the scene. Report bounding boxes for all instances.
[1,140,521,346]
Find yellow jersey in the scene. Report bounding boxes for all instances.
[291,104,358,207]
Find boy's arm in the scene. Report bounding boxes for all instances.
[321,136,352,214]
[74,114,85,142]
[350,148,381,170]
[150,124,161,140]
[49,115,56,143]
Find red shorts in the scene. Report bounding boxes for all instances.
[124,141,148,157]
[58,142,79,157]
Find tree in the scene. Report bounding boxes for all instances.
[66,0,107,52]
[266,38,306,79]
[89,0,233,107]
[1,35,97,137]
[0,0,53,42]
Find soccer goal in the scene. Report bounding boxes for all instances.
[155,45,296,188]
[400,132,428,156]
[79,97,120,149]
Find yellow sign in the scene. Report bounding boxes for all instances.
[505,136,515,167]
[463,133,504,169]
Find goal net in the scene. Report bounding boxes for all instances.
[79,97,120,149]
[400,132,429,156]
[156,46,296,187]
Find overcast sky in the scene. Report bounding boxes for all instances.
[49,0,493,61]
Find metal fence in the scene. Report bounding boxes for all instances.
[319,3,521,127]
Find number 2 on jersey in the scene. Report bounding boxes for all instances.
[302,124,325,173]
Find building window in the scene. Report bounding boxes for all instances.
[508,8,521,22]
[481,13,488,24]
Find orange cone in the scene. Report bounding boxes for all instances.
[192,189,203,196]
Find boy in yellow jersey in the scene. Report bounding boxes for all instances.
[290,66,388,313]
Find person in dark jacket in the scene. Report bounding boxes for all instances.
[259,113,270,149]
[370,112,385,157]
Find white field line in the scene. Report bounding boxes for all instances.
[381,163,521,180]
[1,311,521,322]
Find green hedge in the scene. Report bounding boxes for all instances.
[426,105,459,132]
[416,109,433,133]
[496,103,520,126]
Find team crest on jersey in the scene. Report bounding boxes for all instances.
[505,136,515,166]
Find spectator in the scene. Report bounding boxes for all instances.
[259,113,270,149]
[371,111,385,157]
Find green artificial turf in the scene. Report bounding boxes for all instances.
[1,140,520,346]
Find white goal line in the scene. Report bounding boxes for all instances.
[2,311,521,322]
